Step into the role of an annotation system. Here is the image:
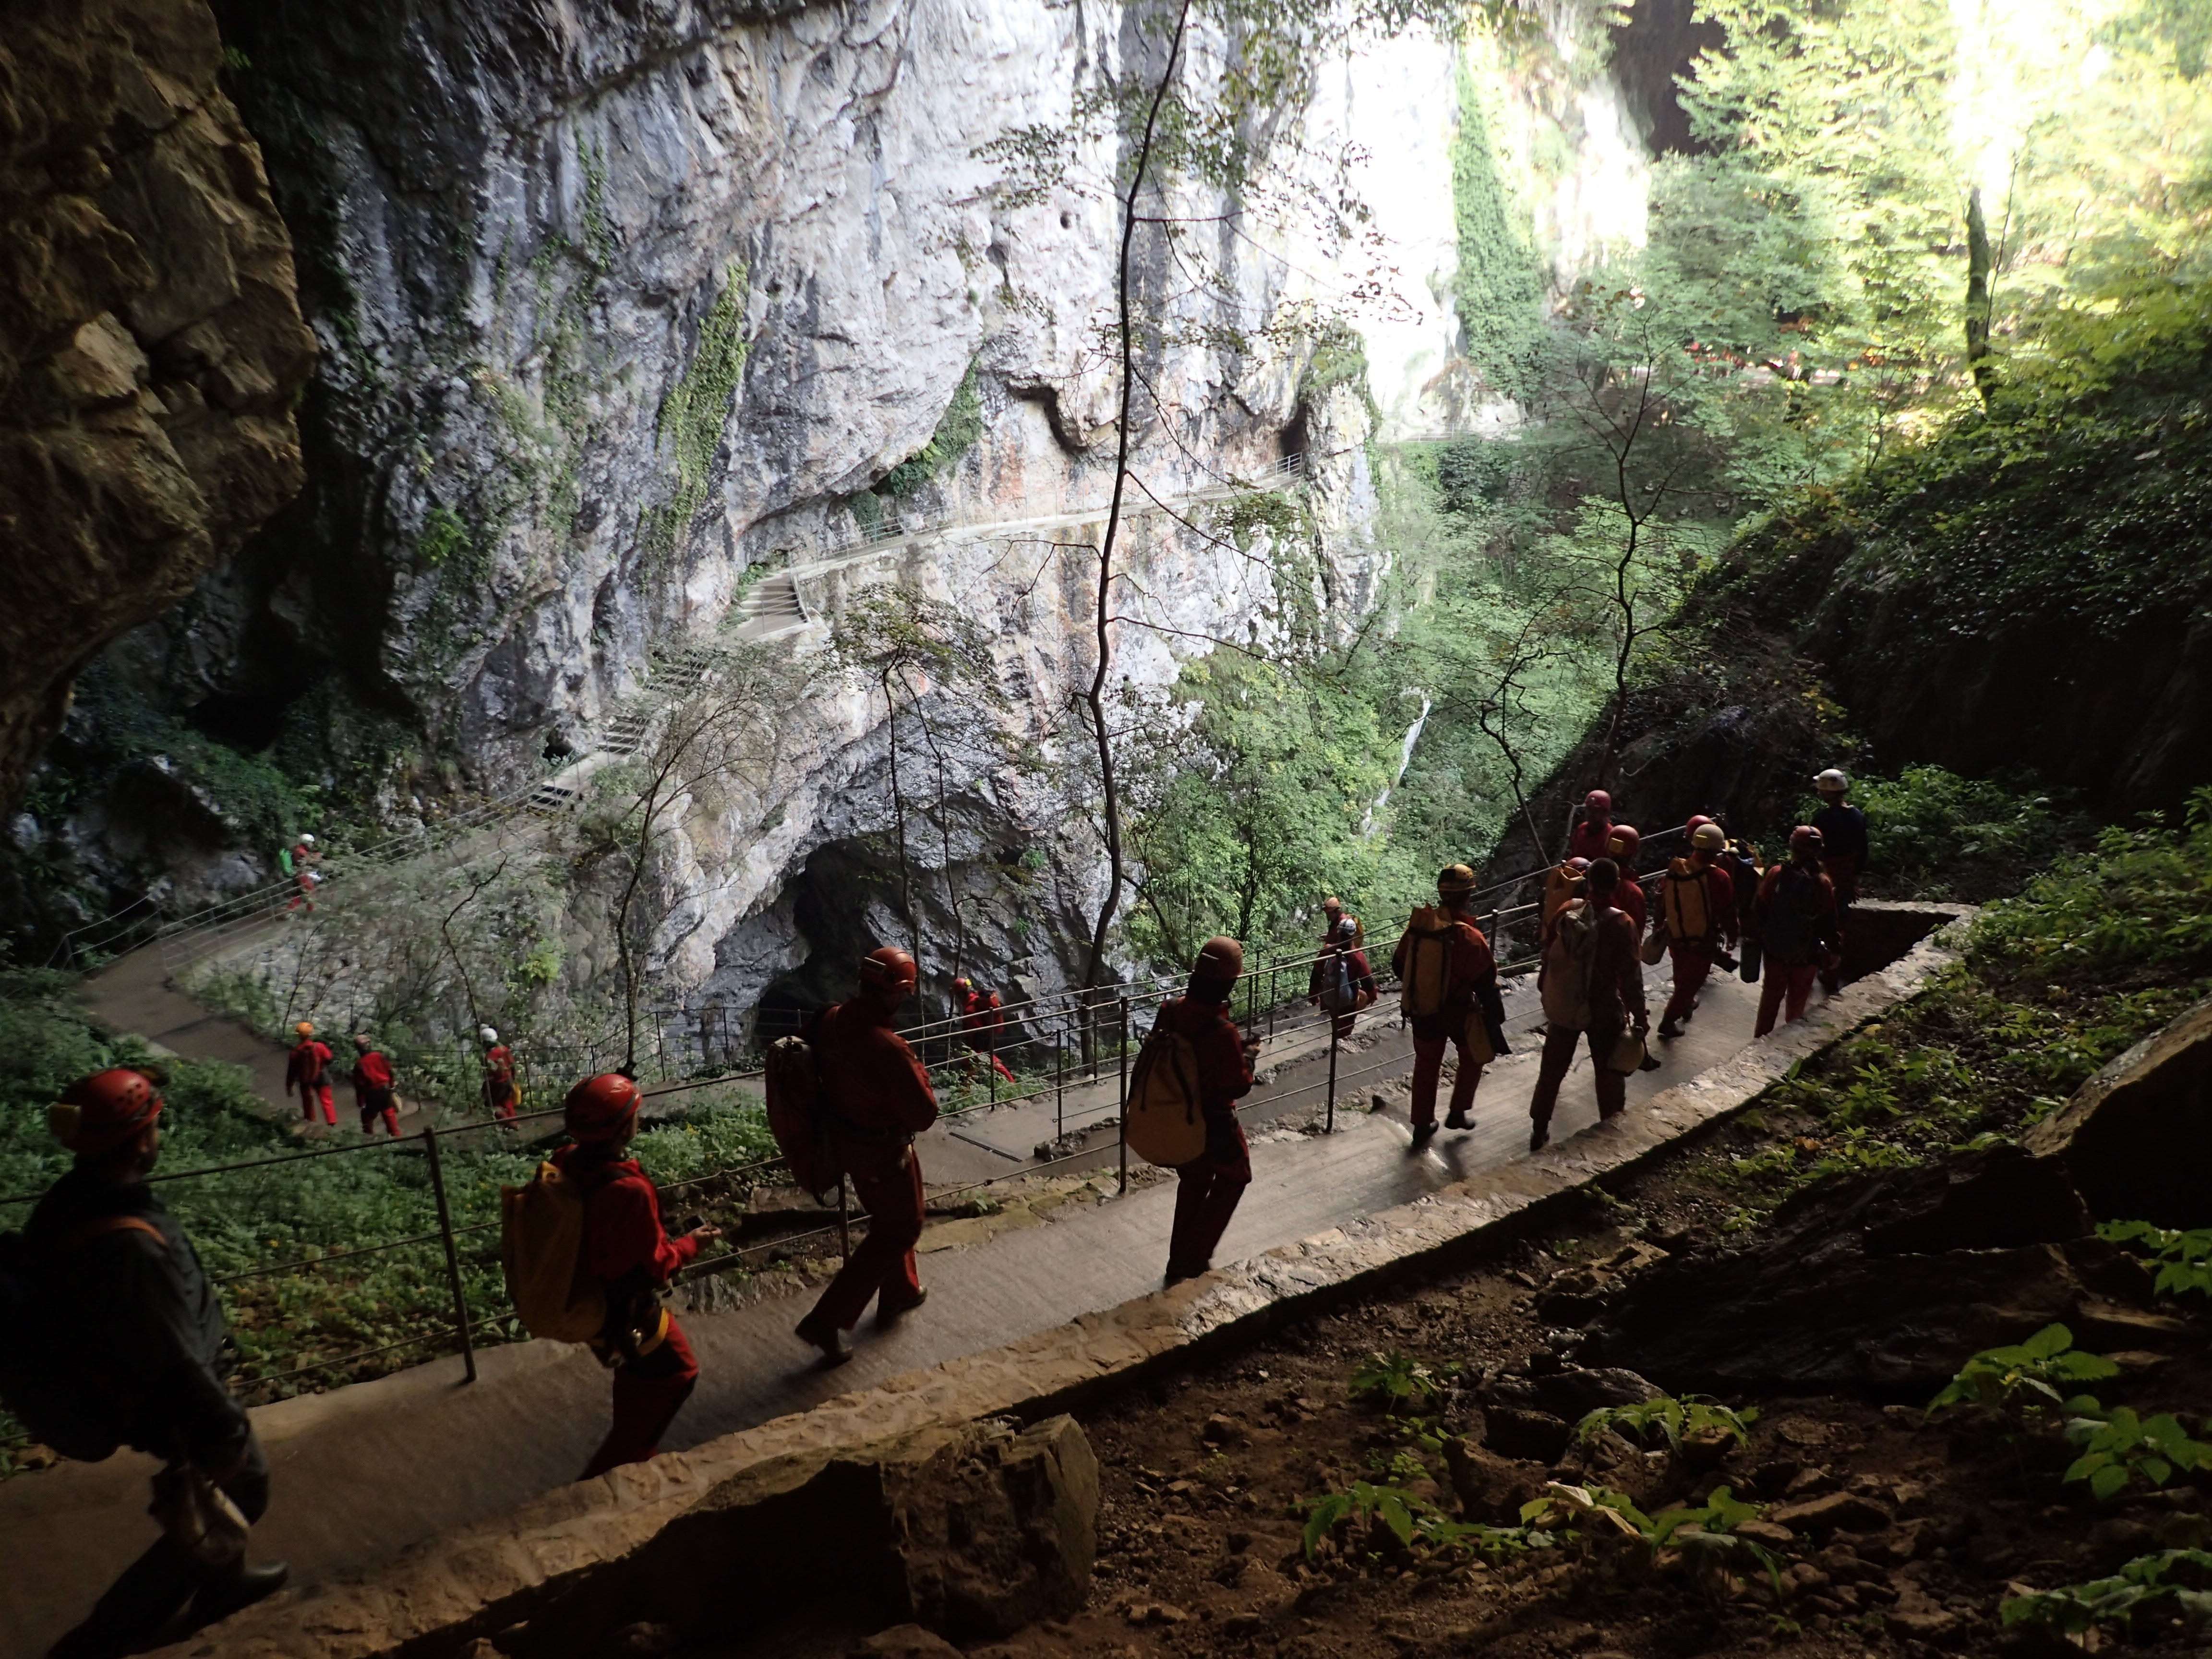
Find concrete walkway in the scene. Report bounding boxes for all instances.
[0,955,1791,1659]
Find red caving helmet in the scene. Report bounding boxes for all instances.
[1584,789,1612,817]
[859,946,920,994]
[1566,857,1591,874]
[50,1069,163,1154]
[1790,825,1826,858]
[1685,814,1715,839]
[565,1072,642,1142]
[1607,824,1641,866]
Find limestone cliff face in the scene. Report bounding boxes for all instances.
[0,0,315,813]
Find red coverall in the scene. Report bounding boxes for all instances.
[1567,817,1615,866]
[1391,910,1502,1128]
[554,1143,702,1479]
[1659,857,1739,1027]
[1753,862,1842,1036]
[807,998,938,1330]
[350,1048,399,1137]
[483,1046,517,1120]
[1310,943,1376,1040]
[286,1039,337,1125]
[1158,994,1255,1268]
[1529,900,1648,1133]
[960,988,1017,1085]
[1611,874,1647,937]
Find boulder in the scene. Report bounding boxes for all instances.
[1529,1367,1663,1421]
[2027,994,2212,1228]
[850,1628,962,1659]
[1586,1145,2132,1399]
[1442,1439,1546,1523]
[513,1416,1099,1658]
[1482,1407,1574,1465]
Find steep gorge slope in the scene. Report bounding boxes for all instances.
[0,0,314,812]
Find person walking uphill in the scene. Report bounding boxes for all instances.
[1754,827,1843,1037]
[1161,937,1261,1284]
[1392,865,1507,1145]
[1656,824,1739,1039]
[284,1021,336,1127]
[1527,860,1649,1152]
[554,1073,721,1479]
[794,947,938,1366]
[28,1070,288,1659]
[952,976,1017,1086]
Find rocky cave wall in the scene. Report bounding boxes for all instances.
[0,0,314,813]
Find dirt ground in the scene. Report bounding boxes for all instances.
[923,1113,2209,1659]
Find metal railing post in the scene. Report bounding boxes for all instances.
[1269,963,1278,1040]
[422,1125,477,1383]
[1117,993,1130,1195]
[838,1175,851,1265]
[1326,1017,1340,1135]
[1055,1025,1064,1145]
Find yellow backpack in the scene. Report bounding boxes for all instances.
[1399,907,1457,1019]
[1542,863,1584,923]
[500,1161,607,1343]
[1124,1024,1206,1167]
[1662,858,1715,943]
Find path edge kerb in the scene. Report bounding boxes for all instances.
[173,906,1971,1659]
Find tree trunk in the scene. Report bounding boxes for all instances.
[1965,185,1996,402]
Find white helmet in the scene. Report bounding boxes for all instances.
[298,832,316,845]
[1814,768,1849,794]
[1691,823,1728,852]
[479,1026,499,1046]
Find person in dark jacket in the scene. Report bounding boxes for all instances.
[1161,937,1261,1284]
[1810,769,1867,991]
[34,1070,288,1659]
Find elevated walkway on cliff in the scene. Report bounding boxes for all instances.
[79,453,1306,973]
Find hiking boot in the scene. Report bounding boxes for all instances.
[1528,1122,1550,1153]
[793,1314,852,1367]
[186,1560,290,1634]
[1819,972,1841,995]
[1409,1120,1439,1148]
[1656,1017,1683,1040]
[1444,1110,1473,1130]
[1165,1258,1211,1285]
[877,1287,928,1323]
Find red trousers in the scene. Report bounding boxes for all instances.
[358,1104,399,1137]
[964,1040,1016,1085]
[1755,962,1818,1036]
[1527,1022,1626,1130]
[808,1146,926,1330]
[1170,1118,1250,1266]
[487,1083,517,1121]
[580,1319,698,1479]
[296,1083,335,1125]
[1408,1023,1482,1126]
[1661,942,1714,1024]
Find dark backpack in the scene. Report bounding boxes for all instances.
[1761,865,1822,964]
[0,1216,158,1461]
[764,1034,841,1201]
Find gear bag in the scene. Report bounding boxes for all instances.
[1540,900,1603,1030]
[499,1162,609,1344]
[1661,859,1715,944]
[1542,863,1583,923]
[1125,1023,1208,1167]
[1399,908,1457,1019]
[0,1214,168,1461]
[1761,865,1822,965]
[1319,950,1361,1015]
[764,1034,841,1200]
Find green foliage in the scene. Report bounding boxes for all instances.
[2002,1550,2212,1640]
[878,361,982,498]
[1575,1395,1759,1455]
[656,262,751,543]
[2098,1219,2212,1300]
[1971,788,2212,984]
[1447,71,1545,401]
[418,505,474,569]
[1836,767,2080,901]
[2064,1406,2212,1500]
[1523,1482,1781,1592]
[628,1096,777,1185]
[1348,1350,1450,1412]
[1302,1481,1558,1560]
[1926,1323,2119,1420]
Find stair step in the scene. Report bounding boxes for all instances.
[527,783,579,816]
